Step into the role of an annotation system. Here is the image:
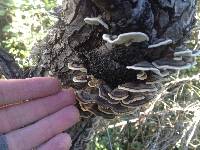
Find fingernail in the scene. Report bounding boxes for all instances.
[67,106,80,123]
[67,88,77,104]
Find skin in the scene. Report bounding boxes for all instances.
[0,77,80,150]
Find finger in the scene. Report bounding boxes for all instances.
[0,89,75,133]
[37,133,72,150]
[0,77,61,105]
[5,106,80,150]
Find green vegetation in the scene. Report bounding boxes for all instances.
[1,1,200,150]
[0,0,58,67]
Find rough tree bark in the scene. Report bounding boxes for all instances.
[0,48,23,79]
[0,0,198,149]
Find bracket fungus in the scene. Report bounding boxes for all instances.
[126,61,159,71]
[110,104,131,115]
[122,96,145,105]
[122,95,157,108]
[173,57,183,61]
[148,39,173,48]
[76,90,96,104]
[98,84,112,99]
[84,17,109,29]
[98,106,114,115]
[68,62,87,72]
[174,49,193,57]
[152,58,193,70]
[118,82,158,93]
[108,88,129,101]
[95,96,129,115]
[102,32,149,45]
[46,0,199,120]
[137,71,148,80]
[126,61,169,77]
[72,75,88,83]
[98,84,120,104]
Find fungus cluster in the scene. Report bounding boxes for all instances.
[65,0,198,119]
[68,29,199,119]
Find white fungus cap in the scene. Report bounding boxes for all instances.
[102,32,149,45]
[84,17,109,29]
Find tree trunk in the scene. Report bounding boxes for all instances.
[1,0,197,149]
[0,48,23,79]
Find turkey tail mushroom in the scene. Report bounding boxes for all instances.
[38,0,199,120]
[126,61,169,77]
[148,39,173,48]
[102,32,149,45]
[108,88,129,101]
[118,83,158,93]
[68,62,87,72]
[137,71,148,80]
[122,95,145,105]
[152,58,194,70]
[122,95,157,108]
[72,75,88,83]
[84,17,109,29]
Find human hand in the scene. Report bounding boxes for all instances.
[0,77,80,150]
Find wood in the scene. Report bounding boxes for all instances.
[0,48,23,79]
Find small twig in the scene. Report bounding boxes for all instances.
[127,120,131,150]
[103,120,113,150]
[108,118,139,129]
[106,128,113,150]
[166,73,200,87]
